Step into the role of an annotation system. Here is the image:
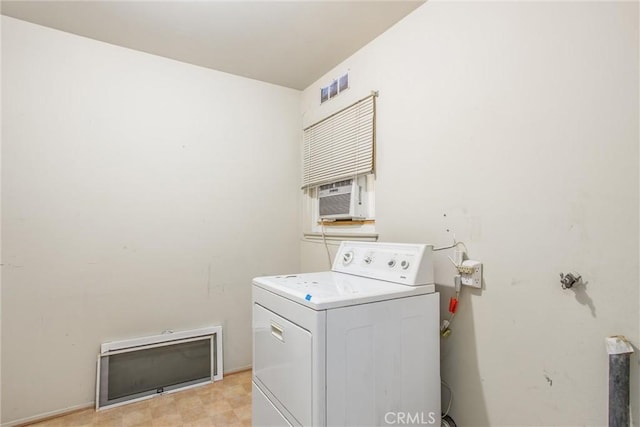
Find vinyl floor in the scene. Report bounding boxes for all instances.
[27,370,253,427]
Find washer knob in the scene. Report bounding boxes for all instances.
[401,260,410,270]
[342,251,354,265]
[364,256,372,264]
[388,259,396,268]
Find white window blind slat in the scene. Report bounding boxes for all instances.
[302,94,376,188]
[306,118,374,144]
[306,148,373,168]
[305,144,373,161]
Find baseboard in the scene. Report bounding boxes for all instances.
[3,402,94,427]
[224,365,252,376]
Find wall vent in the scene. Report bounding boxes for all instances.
[96,326,223,410]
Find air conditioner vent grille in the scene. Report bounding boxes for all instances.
[319,193,351,217]
[319,178,353,191]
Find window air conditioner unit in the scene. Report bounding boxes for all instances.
[318,177,367,220]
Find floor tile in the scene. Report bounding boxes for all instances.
[232,404,252,422]
[226,395,251,410]
[149,413,181,427]
[205,399,233,416]
[210,410,241,426]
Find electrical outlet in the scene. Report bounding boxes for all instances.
[460,260,482,288]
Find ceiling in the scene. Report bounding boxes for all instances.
[1,1,425,90]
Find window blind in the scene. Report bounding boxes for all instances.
[302,93,376,189]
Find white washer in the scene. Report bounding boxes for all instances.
[252,241,441,426]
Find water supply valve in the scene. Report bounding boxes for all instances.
[560,272,582,289]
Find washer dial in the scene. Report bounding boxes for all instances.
[342,251,354,265]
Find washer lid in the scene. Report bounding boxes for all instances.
[253,271,435,310]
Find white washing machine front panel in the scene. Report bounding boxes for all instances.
[253,303,312,425]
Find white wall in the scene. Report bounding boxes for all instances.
[0,15,3,423]
[301,2,639,425]
[0,15,4,423]
[1,16,301,424]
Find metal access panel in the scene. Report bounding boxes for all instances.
[97,327,223,410]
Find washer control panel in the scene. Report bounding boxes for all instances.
[333,241,434,286]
